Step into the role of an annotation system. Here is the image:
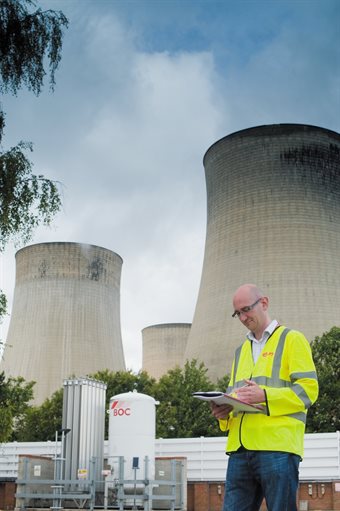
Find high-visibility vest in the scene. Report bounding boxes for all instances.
[219,326,318,458]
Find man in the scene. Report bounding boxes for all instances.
[211,284,318,511]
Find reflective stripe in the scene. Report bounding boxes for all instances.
[272,327,290,379]
[248,375,291,387]
[291,383,312,408]
[233,344,243,383]
[233,409,306,422]
[291,371,317,381]
[251,374,317,389]
[237,374,313,409]
[288,412,306,424]
[251,375,287,387]
[227,346,243,392]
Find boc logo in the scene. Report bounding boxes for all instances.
[111,400,131,416]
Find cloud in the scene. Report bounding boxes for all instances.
[1,0,339,374]
[213,3,340,133]
[0,6,224,371]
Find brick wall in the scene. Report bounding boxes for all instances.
[2,478,340,510]
[0,481,16,510]
[187,482,224,511]
[333,482,340,510]
[300,482,333,510]
[187,480,340,511]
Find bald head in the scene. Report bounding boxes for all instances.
[232,284,271,339]
[233,284,264,303]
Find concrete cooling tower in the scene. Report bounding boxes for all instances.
[1,242,125,403]
[184,124,340,382]
[142,323,191,379]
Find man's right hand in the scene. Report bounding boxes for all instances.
[210,402,233,420]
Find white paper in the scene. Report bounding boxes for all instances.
[192,391,265,413]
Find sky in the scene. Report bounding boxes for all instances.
[0,0,339,371]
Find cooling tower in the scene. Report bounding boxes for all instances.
[184,124,340,382]
[142,323,191,379]
[1,242,125,403]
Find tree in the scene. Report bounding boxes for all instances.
[0,0,68,324]
[154,360,223,439]
[12,387,63,441]
[10,364,231,442]
[0,0,68,97]
[216,373,231,393]
[306,326,340,433]
[13,369,157,441]
[92,368,157,399]
[0,292,7,323]
[0,141,62,250]
[0,370,35,442]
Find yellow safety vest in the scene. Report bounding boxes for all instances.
[219,326,318,458]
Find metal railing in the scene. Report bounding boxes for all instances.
[107,456,184,511]
[15,456,98,511]
[14,455,185,510]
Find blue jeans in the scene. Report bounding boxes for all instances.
[223,450,300,511]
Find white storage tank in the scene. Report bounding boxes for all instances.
[108,390,158,481]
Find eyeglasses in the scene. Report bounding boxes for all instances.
[232,298,262,318]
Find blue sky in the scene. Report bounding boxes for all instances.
[1,0,339,371]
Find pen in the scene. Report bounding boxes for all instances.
[239,383,251,389]
[229,381,252,396]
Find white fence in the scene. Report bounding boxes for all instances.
[155,433,340,481]
[1,432,339,482]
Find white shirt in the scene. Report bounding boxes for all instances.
[246,319,279,364]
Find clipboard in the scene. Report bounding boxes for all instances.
[192,391,265,413]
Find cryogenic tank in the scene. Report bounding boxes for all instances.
[108,390,158,481]
[62,378,107,485]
